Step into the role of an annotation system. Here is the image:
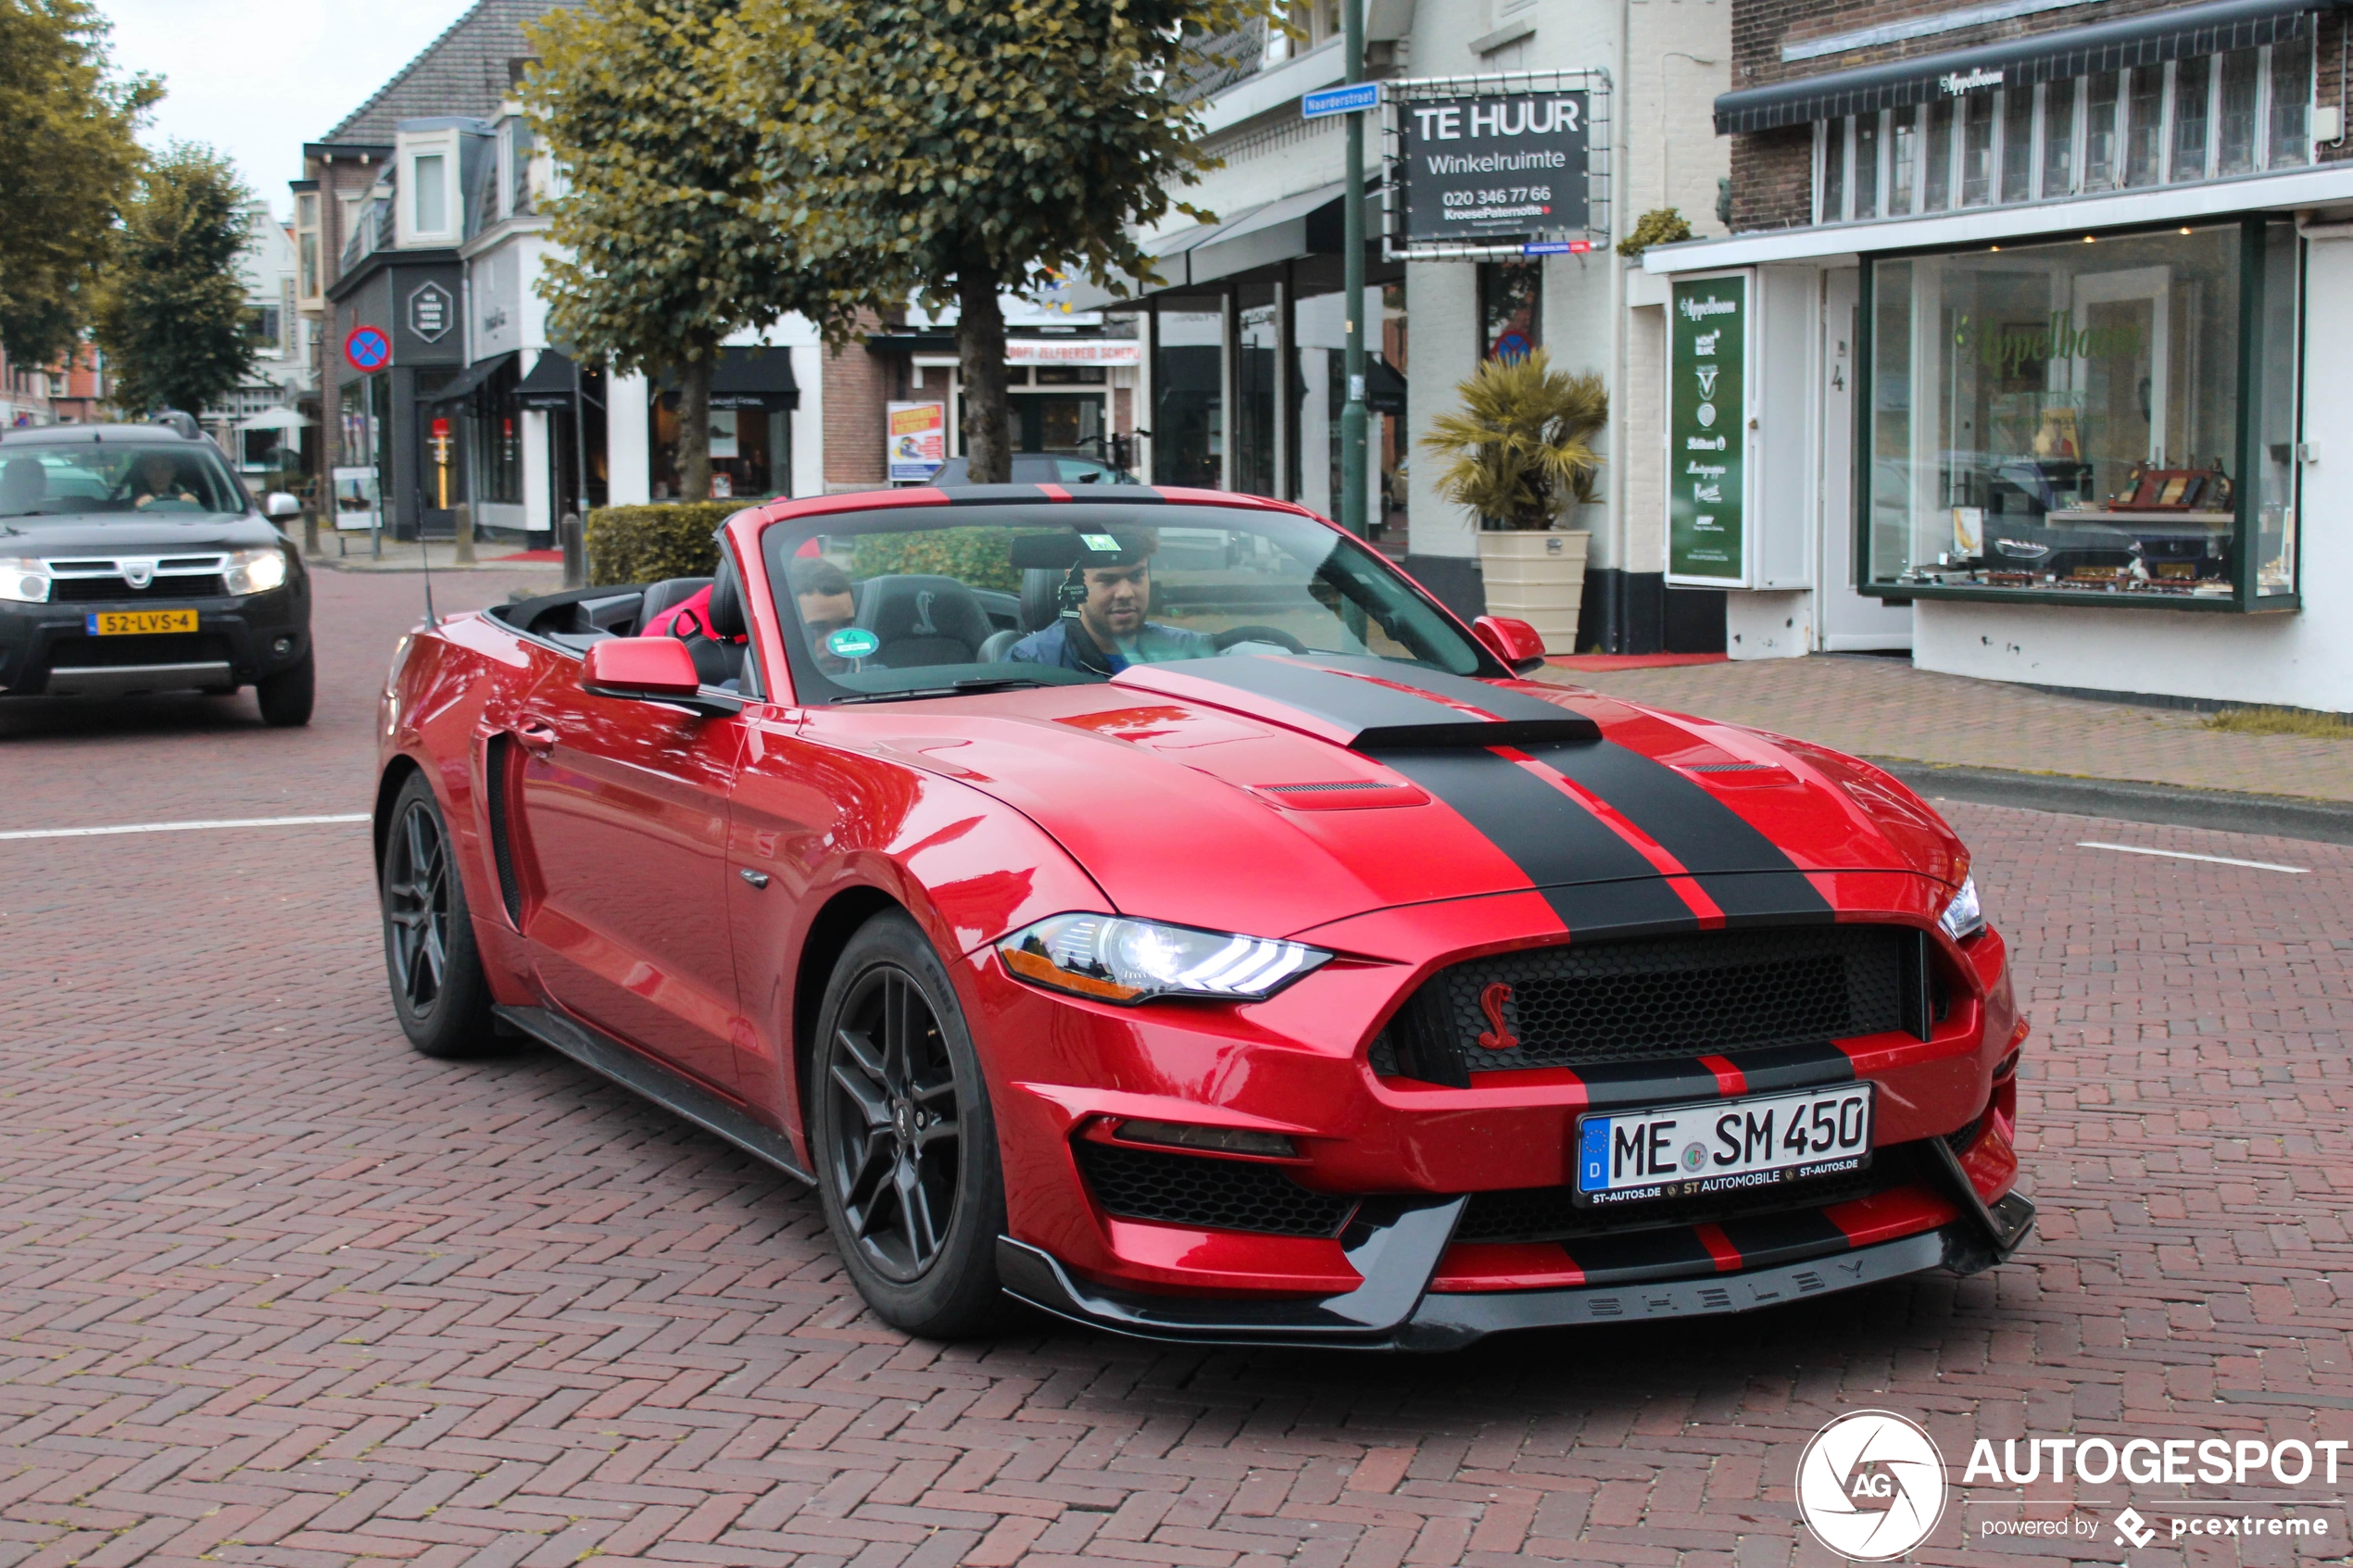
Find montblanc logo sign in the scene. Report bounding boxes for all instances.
[1941,67,2004,95]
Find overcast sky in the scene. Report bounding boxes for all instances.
[100,0,479,216]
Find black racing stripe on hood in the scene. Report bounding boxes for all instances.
[1525,739,1834,911]
[1293,655,1594,726]
[1720,1040,1856,1094]
[1378,749,1698,937]
[1570,1058,1726,1110]
[1693,872,1840,928]
[1161,657,1600,747]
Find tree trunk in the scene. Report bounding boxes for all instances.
[957,257,1012,485]
[679,351,714,501]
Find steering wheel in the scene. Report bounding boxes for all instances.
[1213,624,1308,654]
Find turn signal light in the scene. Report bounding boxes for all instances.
[1114,1119,1299,1159]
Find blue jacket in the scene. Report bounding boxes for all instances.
[1006,619,1215,674]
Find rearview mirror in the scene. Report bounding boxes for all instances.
[1473,615,1551,671]
[581,636,703,700]
[264,492,301,520]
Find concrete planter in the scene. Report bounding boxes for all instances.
[1476,528,1588,653]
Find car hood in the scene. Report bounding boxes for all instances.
[0,513,277,555]
[812,654,1965,941]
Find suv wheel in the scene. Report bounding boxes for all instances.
[257,650,314,726]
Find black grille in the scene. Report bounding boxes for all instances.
[1378,926,1926,1084]
[53,575,227,601]
[44,633,233,669]
[1075,1141,1355,1237]
[1456,1145,1919,1246]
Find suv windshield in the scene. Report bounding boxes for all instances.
[763,503,1499,703]
[0,444,245,519]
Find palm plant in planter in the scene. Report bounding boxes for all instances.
[1420,349,1608,651]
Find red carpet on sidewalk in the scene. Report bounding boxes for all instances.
[488,548,564,563]
[1545,652,1730,671]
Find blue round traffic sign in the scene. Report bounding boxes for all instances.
[345,325,391,372]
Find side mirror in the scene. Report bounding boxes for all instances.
[264,491,301,520]
[1473,614,1551,671]
[581,636,704,700]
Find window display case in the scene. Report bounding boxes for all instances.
[1860,219,2299,610]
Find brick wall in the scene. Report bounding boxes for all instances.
[821,315,892,491]
[1730,126,1813,231]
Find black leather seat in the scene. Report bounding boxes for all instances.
[680,559,748,687]
[635,575,711,632]
[979,568,1069,661]
[855,574,996,668]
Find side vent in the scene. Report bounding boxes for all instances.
[1899,927,1935,1042]
[484,734,523,927]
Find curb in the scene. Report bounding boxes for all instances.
[1872,760,2353,847]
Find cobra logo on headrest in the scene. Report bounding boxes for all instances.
[912,589,937,635]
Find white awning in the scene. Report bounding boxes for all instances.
[236,408,313,432]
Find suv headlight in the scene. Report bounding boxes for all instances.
[1938,875,1985,941]
[0,558,50,604]
[999,914,1330,1005]
[224,546,288,596]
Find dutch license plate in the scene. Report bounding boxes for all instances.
[86,609,197,636]
[1574,1084,1873,1207]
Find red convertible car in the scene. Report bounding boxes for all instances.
[374,485,2032,1348]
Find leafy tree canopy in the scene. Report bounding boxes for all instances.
[0,0,157,367]
[92,143,255,419]
[752,0,1282,482]
[526,0,887,498]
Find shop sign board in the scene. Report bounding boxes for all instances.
[1667,272,1751,586]
[1397,90,1589,245]
[887,402,947,483]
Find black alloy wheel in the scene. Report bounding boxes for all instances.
[379,771,497,1058]
[826,967,963,1280]
[812,911,1010,1336]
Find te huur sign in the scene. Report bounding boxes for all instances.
[1667,274,1749,586]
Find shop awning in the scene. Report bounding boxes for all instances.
[515,350,584,410]
[656,347,799,411]
[1365,357,1407,416]
[235,408,314,432]
[1715,0,2330,132]
[424,351,517,406]
[1064,180,1353,307]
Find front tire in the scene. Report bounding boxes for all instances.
[380,771,498,1059]
[257,650,314,726]
[811,910,1011,1337]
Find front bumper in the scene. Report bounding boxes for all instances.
[0,588,309,696]
[1000,1183,2035,1351]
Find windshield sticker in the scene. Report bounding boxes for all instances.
[1079,533,1123,553]
[824,627,881,659]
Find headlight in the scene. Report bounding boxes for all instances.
[0,558,49,604]
[999,913,1330,1005]
[224,546,288,595]
[1938,875,1985,941]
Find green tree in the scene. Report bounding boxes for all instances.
[757,0,1281,483]
[92,143,254,418]
[0,0,157,368]
[526,0,872,501]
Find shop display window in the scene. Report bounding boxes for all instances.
[1861,220,2299,608]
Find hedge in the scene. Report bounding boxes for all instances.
[850,527,1033,595]
[585,502,742,586]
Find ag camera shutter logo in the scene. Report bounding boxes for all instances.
[1796,1411,1949,1560]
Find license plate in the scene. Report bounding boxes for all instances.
[86,609,198,635]
[1574,1084,1873,1207]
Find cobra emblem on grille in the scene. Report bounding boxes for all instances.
[1477,982,1518,1050]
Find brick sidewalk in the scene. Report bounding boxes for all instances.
[2,573,2350,1566]
[1534,655,2353,803]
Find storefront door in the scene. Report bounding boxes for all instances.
[1818,268,1912,650]
[1009,393,1103,457]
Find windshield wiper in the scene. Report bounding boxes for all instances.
[830,674,1055,706]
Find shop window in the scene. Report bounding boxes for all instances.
[1861,220,2299,609]
[1821,118,1846,222]
[2269,35,2311,167]
[2000,90,2034,203]
[1478,260,1541,360]
[1924,102,1954,210]
[1855,113,1882,219]
[650,398,780,500]
[1891,107,1919,215]
[2084,71,2121,188]
[1151,305,1223,488]
[2040,82,2075,198]
[2123,69,2162,185]
[2171,57,2210,182]
[1235,285,1279,498]
[1960,94,1995,206]
[2217,49,2260,175]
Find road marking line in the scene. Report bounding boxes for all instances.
[2078,841,2309,874]
[0,813,371,842]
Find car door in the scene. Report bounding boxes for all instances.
[510,646,749,1094]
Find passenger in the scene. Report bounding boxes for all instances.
[130,452,198,508]
[788,558,860,673]
[0,458,45,513]
[1005,532,1213,675]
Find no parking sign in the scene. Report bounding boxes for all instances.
[344,325,390,373]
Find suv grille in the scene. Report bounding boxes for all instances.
[1375,925,1931,1085]
[53,574,227,601]
[1075,1141,1355,1237]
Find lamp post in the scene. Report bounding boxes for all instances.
[1339,0,1368,540]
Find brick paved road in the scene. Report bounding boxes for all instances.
[2,572,2349,1567]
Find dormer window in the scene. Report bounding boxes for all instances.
[414,155,447,232]
[397,132,460,245]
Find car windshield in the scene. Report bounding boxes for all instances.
[0,444,245,519]
[762,503,1500,703]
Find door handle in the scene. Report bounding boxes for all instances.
[739,868,771,889]
[515,721,559,756]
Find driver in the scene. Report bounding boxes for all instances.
[1005,531,1213,674]
[131,452,198,508]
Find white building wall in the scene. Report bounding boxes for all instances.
[607,372,651,506]
[1405,258,1481,560]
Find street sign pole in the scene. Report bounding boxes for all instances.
[1339,0,1369,541]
